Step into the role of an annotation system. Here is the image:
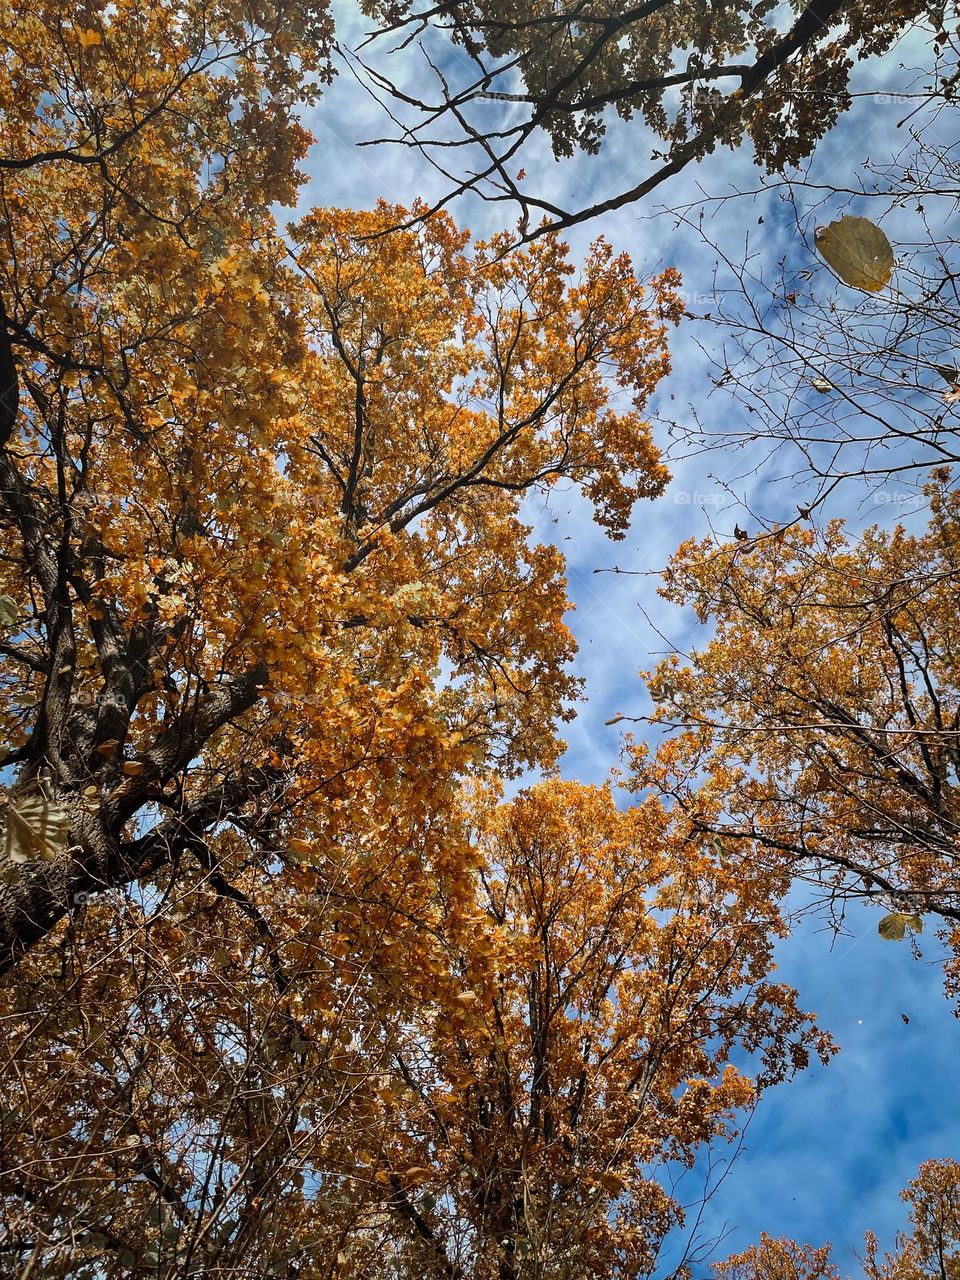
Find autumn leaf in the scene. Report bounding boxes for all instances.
[1,792,70,866]
[878,912,923,940]
[814,216,894,292]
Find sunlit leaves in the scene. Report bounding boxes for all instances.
[338,780,829,1278]
[0,9,687,1270]
[642,471,960,995]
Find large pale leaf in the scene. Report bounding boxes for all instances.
[2,793,70,865]
[815,216,894,291]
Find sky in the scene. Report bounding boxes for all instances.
[293,10,960,1271]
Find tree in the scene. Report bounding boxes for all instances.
[0,169,680,972]
[637,470,960,994]
[344,780,832,1280]
[0,0,333,194]
[350,0,943,237]
[715,1158,960,1280]
[607,36,960,991]
[0,0,334,472]
[0,779,830,1277]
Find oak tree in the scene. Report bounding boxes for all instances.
[640,472,960,995]
[0,780,829,1277]
[0,105,680,968]
[351,0,942,237]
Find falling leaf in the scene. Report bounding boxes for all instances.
[2,792,70,864]
[814,216,894,291]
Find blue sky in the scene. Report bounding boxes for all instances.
[295,12,960,1270]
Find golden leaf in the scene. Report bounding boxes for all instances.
[2,793,70,864]
[814,216,894,291]
[878,912,907,941]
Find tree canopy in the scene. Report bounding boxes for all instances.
[641,471,960,991]
[352,0,943,235]
[0,780,828,1276]
[0,145,680,966]
[1,0,959,1277]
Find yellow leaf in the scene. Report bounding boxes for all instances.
[878,912,907,941]
[2,793,70,864]
[76,28,102,47]
[814,216,894,291]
